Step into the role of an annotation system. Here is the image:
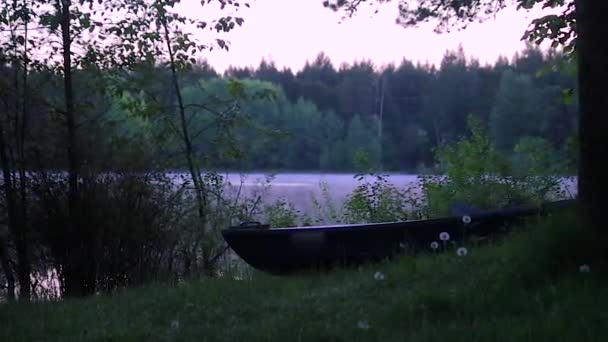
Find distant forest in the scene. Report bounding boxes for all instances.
[5,45,577,173]
[165,45,577,172]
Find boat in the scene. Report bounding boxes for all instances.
[221,199,575,275]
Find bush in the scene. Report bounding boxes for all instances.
[263,199,300,228]
[342,174,410,224]
[29,172,186,296]
[419,115,569,217]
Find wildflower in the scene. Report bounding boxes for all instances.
[579,264,591,273]
[456,247,468,257]
[399,242,406,249]
[373,271,385,281]
[439,232,450,241]
[462,215,472,225]
[430,241,439,250]
[357,320,370,330]
[170,320,180,330]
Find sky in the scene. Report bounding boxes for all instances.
[181,0,560,73]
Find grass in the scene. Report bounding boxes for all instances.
[2,210,608,341]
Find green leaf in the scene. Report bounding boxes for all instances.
[562,88,575,105]
[227,79,246,99]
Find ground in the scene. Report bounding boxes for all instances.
[2,210,607,341]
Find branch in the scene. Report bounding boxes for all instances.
[208,245,230,266]
[191,121,217,141]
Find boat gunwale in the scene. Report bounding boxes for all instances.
[223,216,457,235]
[222,199,575,236]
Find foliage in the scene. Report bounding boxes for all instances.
[225,46,576,172]
[342,173,410,223]
[489,65,576,151]
[0,0,265,298]
[489,70,545,150]
[0,45,578,174]
[309,181,343,225]
[23,172,189,296]
[263,199,301,228]
[521,1,576,54]
[420,115,568,217]
[321,0,579,172]
[323,0,576,52]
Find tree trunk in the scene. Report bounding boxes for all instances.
[575,0,608,231]
[161,19,213,273]
[14,229,30,300]
[16,6,31,301]
[60,0,78,218]
[12,8,31,300]
[0,120,30,300]
[0,238,15,301]
[59,0,84,297]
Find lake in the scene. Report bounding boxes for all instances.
[199,173,578,218]
[218,173,420,217]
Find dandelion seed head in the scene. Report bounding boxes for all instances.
[373,271,385,281]
[456,247,468,257]
[430,241,439,250]
[579,264,591,273]
[357,320,370,330]
[439,232,450,241]
[462,215,472,224]
[399,242,406,249]
[170,320,180,330]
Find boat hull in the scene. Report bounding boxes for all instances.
[222,200,575,274]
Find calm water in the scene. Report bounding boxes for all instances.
[219,173,420,215]
[191,173,578,217]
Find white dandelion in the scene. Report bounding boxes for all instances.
[374,271,385,281]
[170,320,180,330]
[462,215,472,225]
[456,247,468,257]
[579,264,591,273]
[357,320,371,330]
[439,232,450,241]
[399,242,406,249]
[430,241,439,250]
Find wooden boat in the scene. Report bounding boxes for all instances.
[222,199,575,274]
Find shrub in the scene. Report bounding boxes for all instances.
[29,172,186,296]
[342,174,410,224]
[419,115,568,217]
[263,199,300,228]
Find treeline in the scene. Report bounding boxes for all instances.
[107,45,578,172]
[229,46,576,171]
[1,46,576,173]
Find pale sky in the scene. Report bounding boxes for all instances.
[181,0,560,73]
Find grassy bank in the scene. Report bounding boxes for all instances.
[2,212,607,342]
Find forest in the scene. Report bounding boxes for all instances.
[220,47,577,172]
[9,46,576,173]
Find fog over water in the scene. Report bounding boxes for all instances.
[188,173,578,218]
[221,173,420,215]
